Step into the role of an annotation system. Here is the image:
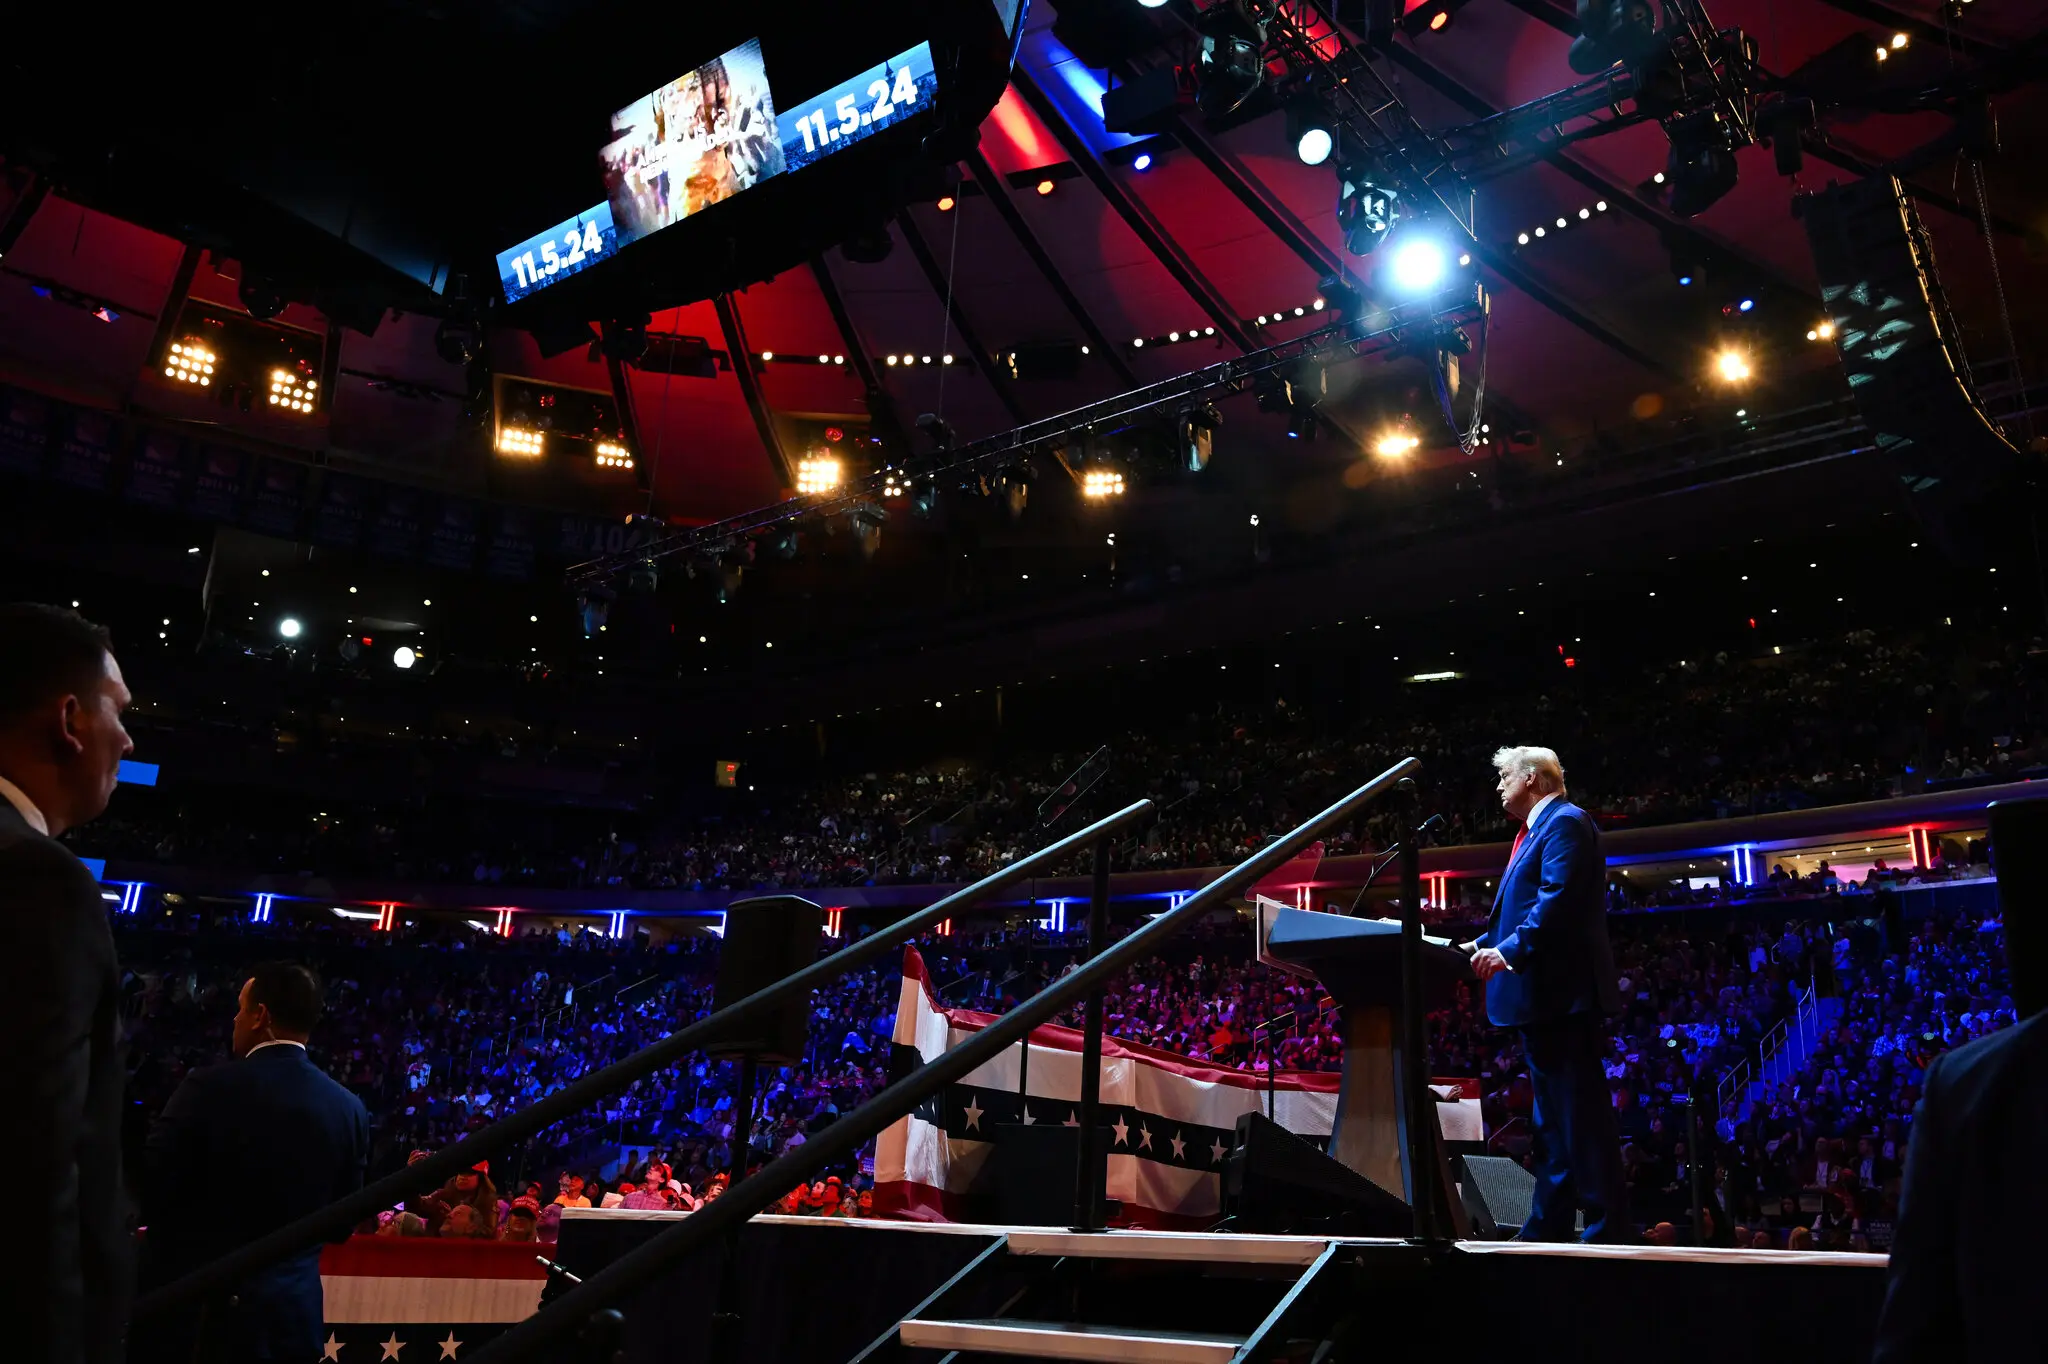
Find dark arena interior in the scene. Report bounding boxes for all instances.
[3,0,2047,1359]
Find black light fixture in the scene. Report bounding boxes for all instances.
[435,315,483,366]
[1194,0,1270,119]
[600,316,651,363]
[1177,404,1222,472]
[1567,0,1659,74]
[1663,112,1740,217]
[1335,167,1400,256]
[238,270,286,321]
[1285,97,1335,166]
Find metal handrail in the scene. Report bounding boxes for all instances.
[461,757,1420,1364]
[132,798,1157,1319]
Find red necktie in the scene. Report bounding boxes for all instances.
[1508,823,1528,867]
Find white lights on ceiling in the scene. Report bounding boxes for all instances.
[796,454,843,495]
[497,427,545,457]
[595,441,635,470]
[268,368,317,414]
[1511,198,1608,250]
[164,342,215,385]
[1081,468,1126,498]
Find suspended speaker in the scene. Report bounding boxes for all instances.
[707,895,822,1064]
[1989,798,2048,1020]
[1797,176,2019,519]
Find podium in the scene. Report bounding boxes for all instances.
[1260,906,1474,1219]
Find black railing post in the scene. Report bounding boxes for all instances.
[1398,826,1447,1241]
[1072,836,1112,1231]
[710,1053,756,1364]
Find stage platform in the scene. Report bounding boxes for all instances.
[539,1212,1889,1364]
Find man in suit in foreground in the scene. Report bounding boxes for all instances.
[1462,745,1629,1242]
[1873,1009,2047,1362]
[0,604,136,1364]
[142,963,370,1362]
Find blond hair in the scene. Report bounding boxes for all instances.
[1493,745,1566,795]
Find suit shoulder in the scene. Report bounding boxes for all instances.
[0,829,106,900]
[1926,1014,2046,1114]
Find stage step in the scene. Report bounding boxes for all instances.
[1005,1229,1332,1266]
[898,1317,1245,1364]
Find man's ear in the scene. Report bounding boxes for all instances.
[56,694,87,756]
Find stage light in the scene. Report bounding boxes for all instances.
[1596,200,1608,211]
[1578,208,1590,219]
[1082,468,1126,498]
[887,354,899,366]
[1891,31,1907,47]
[1138,0,1168,7]
[936,196,956,211]
[1388,236,1449,293]
[1374,432,1421,457]
[596,442,635,470]
[1287,100,1335,167]
[393,646,417,670]
[760,351,774,361]
[1815,321,1835,340]
[1715,348,1752,383]
[268,368,318,415]
[279,617,302,639]
[797,454,843,495]
[1738,297,1755,312]
[1557,217,1567,228]
[1336,170,1399,256]
[1517,233,1529,245]
[1178,404,1221,472]
[1534,226,1546,237]
[1663,113,1739,217]
[1429,8,1451,28]
[1193,4,1267,119]
[1678,274,1693,286]
[1036,179,1055,196]
[164,341,216,386]
[497,427,544,457]
[942,354,954,364]
[1132,153,1153,171]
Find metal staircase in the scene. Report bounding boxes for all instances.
[858,1228,1350,1364]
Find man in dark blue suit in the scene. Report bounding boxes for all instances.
[141,963,369,1362]
[1462,746,1629,1242]
[1873,1010,2047,1362]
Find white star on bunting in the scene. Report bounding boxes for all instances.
[438,1334,463,1360]
[1137,1122,1153,1151]
[1111,1115,1129,1146]
[1064,1110,1079,1127]
[1169,1131,1187,1160]
[1211,1136,1229,1164]
[962,1094,983,1131]
[1021,1104,1036,1126]
[380,1334,405,1361]
[323,1334,345,1361]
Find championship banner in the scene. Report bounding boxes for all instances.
[317,1237,546,1359]
[874,946,1481,1229]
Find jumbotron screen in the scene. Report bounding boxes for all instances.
[495,40,937,305]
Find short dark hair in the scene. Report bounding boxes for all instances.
[248,961,324,1034]
[0,603,113,726]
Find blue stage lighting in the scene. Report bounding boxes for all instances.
[1678,274,1694,286]
[1738,297,1755,312]
[1388,237,1449,293]
[1133,152,1153,171]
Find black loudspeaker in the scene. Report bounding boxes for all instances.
[708,895,822,1064]
[1459,1154,1534,1239]
[1221,1112,1412,1236]
[1798,176,2019,526]
[1459,1154,1584,1239]
[1990,798,2048,1020]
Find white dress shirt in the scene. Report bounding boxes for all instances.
[246,1038,308,1057]
[0,774,48,835]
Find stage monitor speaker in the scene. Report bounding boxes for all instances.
[1221,1112,1413,1236]
[1459,1154,1583,1239]
[991,1124,1108,1227]
[707,895,821,1064]
[1989,797,2048,1020]
[1798,175,2020,545]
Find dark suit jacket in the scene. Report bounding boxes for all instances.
[1476,796,1621,1029]
[142,1044,370,1361]
[1873,1011,2048,1364]
[0,799,130,1364]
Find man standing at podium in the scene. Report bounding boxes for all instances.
[1462,746,1629,1242]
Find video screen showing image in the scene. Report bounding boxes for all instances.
[600,39,787,245]
[776,42,940,174]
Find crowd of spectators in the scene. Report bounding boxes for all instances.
[112,874,2012,1246]
[70,626,2047,893]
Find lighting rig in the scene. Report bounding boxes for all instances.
[567,286,1484,587]
[1259,0,1763,215]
